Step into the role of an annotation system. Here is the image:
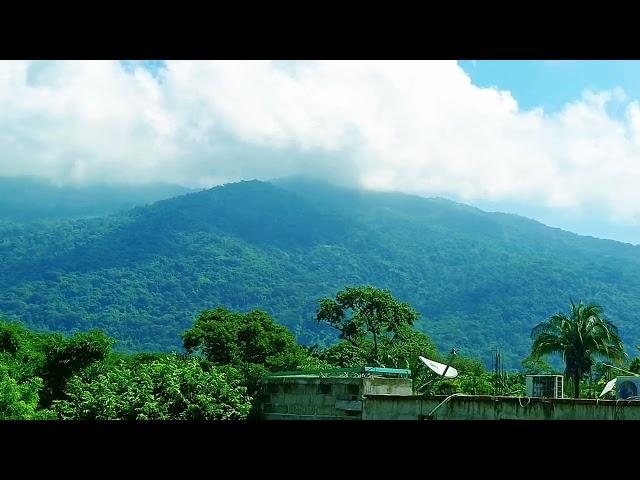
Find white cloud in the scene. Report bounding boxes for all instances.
[2,60,640,224]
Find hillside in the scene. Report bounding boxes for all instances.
[1,178,640,368]
[0,176,192,221]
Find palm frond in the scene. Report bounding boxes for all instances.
[530,299,626,394]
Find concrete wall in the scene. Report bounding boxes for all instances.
[363,376,413,396]
[362,394,640,420]
[262,375,640,420]
[262,375,412,420]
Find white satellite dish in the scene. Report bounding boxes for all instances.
[419,356,458,378]
[599,378,617,397]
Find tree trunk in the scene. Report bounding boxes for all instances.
[573,372,581,399]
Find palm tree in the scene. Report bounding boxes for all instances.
[629,346,640,374]
[530,300,626,399]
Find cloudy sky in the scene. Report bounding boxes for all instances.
[2,60,640,243]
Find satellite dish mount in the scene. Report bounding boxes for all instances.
[416,348,458,394]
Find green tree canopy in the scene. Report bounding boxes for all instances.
[530,300,626,398]
[0,365,53,420]
[316,286,420,366]
[182,307,313,418]
[55,354,251,420]
[520,356,555,375]
[38,330,114,407]
[182,307,307,371]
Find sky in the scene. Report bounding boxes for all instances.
[2,60,640,244]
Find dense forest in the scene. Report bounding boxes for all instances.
[2,177,640,368]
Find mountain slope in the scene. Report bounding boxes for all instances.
[1,178,640,368]
[0,176,192,221]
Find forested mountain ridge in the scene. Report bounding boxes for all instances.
[1,177,640,368]
[0,176,192,221]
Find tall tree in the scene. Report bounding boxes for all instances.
[182,308,307,371]
[182,308,312,418]
[530,300,626,398]
[316,286,419,366]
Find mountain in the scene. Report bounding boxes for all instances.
[1,177,640,368]
[0,176,193,221]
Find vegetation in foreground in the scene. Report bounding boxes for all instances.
[1,286,638,419]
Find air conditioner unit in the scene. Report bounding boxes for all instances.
[616,376,640,400]
[525,375,564,398]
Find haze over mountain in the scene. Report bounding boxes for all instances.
[0,176,193,221]
[1,177,639,368]
[4,61,640,245]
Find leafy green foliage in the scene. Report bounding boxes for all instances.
[314,341,369,368]
[3,178,640,368]
[0,320,116,414]
[316,328,437,371]
[314,304,441,392]
[629,346,640,374]
[422,355,527,397]
[530,300,626,398]
[317,286,419,366]
[0,365,53,419]
[38,330,114,407]
[0,317,256,420]
[0,320,50,418]
[0,327,20,354]
[182,307,312,417]
[54,355,251,420]
[183,308,308,371]
[520,356,556,375]
[433,358,494,396]
[0,321,46,382]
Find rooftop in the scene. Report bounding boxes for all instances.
[265,367,412,379]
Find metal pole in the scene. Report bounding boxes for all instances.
[442,348,456,378]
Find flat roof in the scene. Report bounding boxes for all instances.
[265,367,412,378]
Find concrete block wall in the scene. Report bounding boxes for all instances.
[262,375,413,420]
[263,376,363,420]
[363,376,413,396]
[361,394,640,420]
[263,375,640,420]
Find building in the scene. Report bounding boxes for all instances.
[262,367,412,420]
[262,368,640,420]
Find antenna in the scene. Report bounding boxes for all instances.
[419,356,459,378]
[492,346,507,396]
[416,350,459,394]
[599,378,617,397]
